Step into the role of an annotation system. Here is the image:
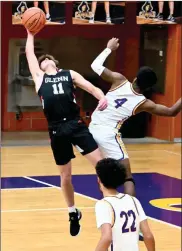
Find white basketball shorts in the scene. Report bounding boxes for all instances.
[89,124,129,160]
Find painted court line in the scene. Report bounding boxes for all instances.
[2,206,94,213]
[23,176,181,230]
[128,150,181,156]
[2,187,53,191]
[163,150,181,156]
[23,176,97,201]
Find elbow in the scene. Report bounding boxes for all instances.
[91,60,96,71]
[143,232,154,241]
[169,109,176,117]
[103,236,112,246]
[170,111,178,117]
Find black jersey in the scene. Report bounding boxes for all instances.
[38,70,80,126]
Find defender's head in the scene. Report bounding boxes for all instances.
[95,158,126,191]
[38,54,59,72]
[135,66,157,92]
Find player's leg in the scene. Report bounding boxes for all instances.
[89,1,97,23]
[111,133,135,196]
[120,158,136,197]
[167,1,175,21]
[157,1,164,20]
[58,161,74,208]
[89,125,136,196]
[43,1,51,21]
[49,132,81,236]
[34,1,38,7]
[84,148,103,165]
[169,1,174,15]
[57,161,82,236]
[104,1,111,24]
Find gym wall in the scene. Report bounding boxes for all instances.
[1,2,181,141]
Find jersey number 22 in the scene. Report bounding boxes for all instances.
[120,210,136,233]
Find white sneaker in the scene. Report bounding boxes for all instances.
[106,17,111,24]
[46,13,51,21]
[89,17,94,24]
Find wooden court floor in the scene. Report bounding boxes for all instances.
[1,143,181,251]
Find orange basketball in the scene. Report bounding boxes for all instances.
[22,7,46,34]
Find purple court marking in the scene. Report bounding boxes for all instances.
[2,173,182,227]
[1,177,48,189]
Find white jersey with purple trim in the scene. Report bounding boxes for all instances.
[90,80,146,130]
[95,193,147,251]
[89,80,146,160]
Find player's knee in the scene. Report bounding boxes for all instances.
[124,177,135,186]
[61,173,72,185]
[59,166,72,184]
[119,159,132,176]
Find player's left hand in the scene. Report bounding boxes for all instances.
[97,97,108,111]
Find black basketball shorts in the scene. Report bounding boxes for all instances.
[49,119,98,165]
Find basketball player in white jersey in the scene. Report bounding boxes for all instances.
[95,158,155,251]
[89,37,182,197]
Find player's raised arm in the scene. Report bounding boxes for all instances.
[70,70,108,111]
[135,98,182,117]
[25,30,43,88]
[91,38,126,84]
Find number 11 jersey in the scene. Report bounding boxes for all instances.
[38,70,80,126]
[95,193,147,251]
[90,80,146,130]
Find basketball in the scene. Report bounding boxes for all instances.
[22,7,46,34]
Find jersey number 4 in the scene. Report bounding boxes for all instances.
[114,98,127,109]
[52,83,64,95]
[120,210,136,233]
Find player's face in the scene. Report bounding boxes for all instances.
[40,58,56,71]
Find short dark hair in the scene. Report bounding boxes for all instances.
[136,66,157,92]
[38,54,59,67]
[95,158,126,189]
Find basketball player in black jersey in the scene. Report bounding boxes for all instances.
[25,30,108,237]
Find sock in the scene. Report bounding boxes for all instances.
[68,206,76,213]
[46,13,50,19]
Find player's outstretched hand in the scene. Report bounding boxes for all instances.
[97,97,108,111]
[107,38,119,51]
[26,28,37,36]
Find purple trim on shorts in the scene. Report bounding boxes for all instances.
[118,157,124,161]
[115,134,124,160]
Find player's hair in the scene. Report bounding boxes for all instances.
[38,54,59,68]
[136,66,157,92]
[95,158,126,189]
